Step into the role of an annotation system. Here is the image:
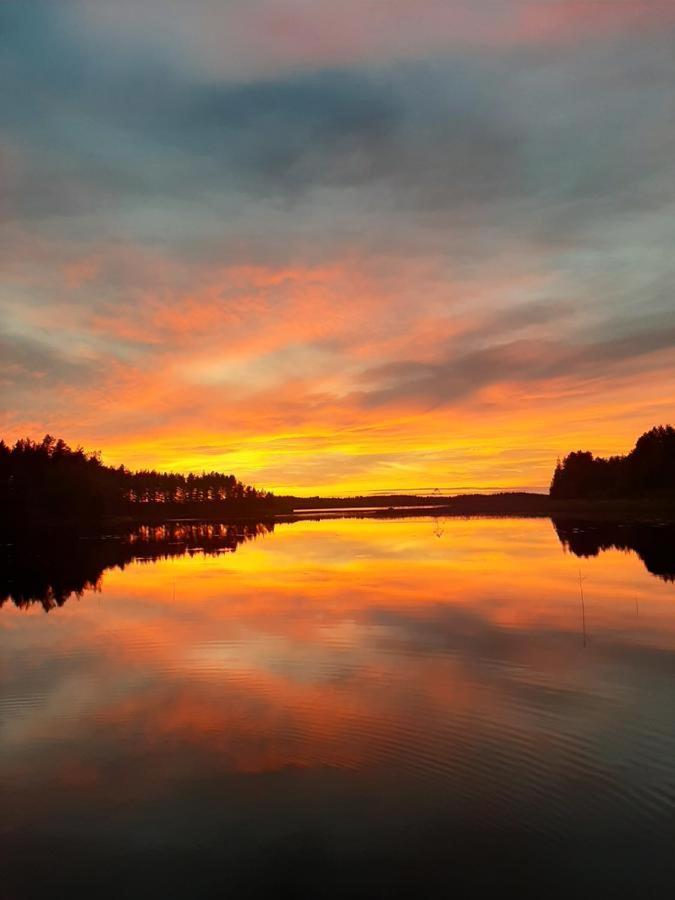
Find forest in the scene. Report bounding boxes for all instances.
[550,426,675,500]
[3,426,674,524]
[0,435,281,521]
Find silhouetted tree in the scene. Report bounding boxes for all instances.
[0,436,278,522]
[550,426,675,500]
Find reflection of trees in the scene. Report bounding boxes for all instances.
[552,519,675,582]
[4,515,672,612]
[0,522,274,612]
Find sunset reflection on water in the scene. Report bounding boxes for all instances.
[2,517,675,897]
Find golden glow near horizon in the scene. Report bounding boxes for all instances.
[52,379,675,495]
[3,2,675,493]
[7,347,675,496]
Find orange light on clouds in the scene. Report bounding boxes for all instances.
[3,2,675,494]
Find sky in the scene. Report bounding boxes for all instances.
[2,1,675,495]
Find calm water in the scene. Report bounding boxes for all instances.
[2,516,675,898]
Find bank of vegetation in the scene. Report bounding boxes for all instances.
[550,426,675,501]
[0,435,284,523]
[2,426,674,526]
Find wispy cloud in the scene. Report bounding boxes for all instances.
[2,1,675,491]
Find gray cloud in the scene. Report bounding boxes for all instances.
[4,4,672,240]
[2,1,675,437]
[356,316,675,410]
[0,331,97,385]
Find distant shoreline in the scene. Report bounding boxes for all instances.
[6,492,675,534]
[126,492,675,524]
[282,498,675,524]
[6,426,674,530]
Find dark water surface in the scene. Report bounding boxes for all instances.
[2,517,674,898]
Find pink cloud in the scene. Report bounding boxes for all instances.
[80,0,675,79]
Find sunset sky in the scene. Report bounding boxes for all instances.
[2,1,675,494]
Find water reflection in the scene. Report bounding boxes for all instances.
[1,517,674,898]
[1,521,274,611]
[3,516,675,611]
[553,518,675,581]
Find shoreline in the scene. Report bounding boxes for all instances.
[5,494,675,535]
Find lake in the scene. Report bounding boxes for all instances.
[2,516,675,898]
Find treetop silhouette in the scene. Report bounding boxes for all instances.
[0,435,275,521]
[550,425,675,500]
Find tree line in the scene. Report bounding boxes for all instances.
[0,435,280,521]
[550,425,675,500]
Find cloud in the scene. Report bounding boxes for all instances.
[76,0,675,79]
[356,315,675,410]
[0,331,96,385]
[3,3,674,254]
[2,2,675,490]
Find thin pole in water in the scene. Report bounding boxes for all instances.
[579,569,587,648]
